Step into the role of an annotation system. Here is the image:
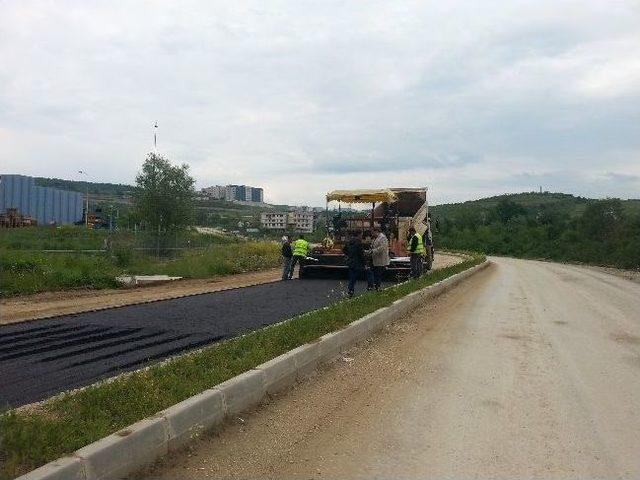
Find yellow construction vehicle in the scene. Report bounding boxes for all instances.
[299,187,433,279]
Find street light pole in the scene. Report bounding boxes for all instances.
[79,170,89,229]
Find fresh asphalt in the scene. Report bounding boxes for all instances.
[0,278,388,408]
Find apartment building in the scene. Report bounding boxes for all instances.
[201,184,264,203]
[261,210,314,233]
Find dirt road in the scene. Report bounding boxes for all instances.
[144,257,640,479]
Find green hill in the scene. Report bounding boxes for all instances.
[431,192,640,269]
[35,177,133,197]
[432,192,640,219]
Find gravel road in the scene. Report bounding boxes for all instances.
[0,254,462,408]
[144,257,640,479]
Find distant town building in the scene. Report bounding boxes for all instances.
[261,210,314,233]
[289,210,314,233]
[0,174,84,225]
[201,185,226,199]
[260,212,288,230]
[201,184,264,203]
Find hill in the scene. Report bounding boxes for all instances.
[431,192,640,269]
[35,177,133,196]
[35,177,135,206]
[431,192,640,219]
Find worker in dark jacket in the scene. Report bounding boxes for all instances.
[281,236,293,280]
[343,232,372,297]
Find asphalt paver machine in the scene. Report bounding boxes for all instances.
[299,187,433,279]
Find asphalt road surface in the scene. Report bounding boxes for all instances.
[1,276,389,408]
[145,257,640,479]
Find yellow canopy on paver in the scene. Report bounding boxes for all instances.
[325,189,397,204]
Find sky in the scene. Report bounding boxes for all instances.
[1,1,639,206]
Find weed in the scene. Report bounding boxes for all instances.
[0,227,280,296]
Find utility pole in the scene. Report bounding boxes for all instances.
[79,170,89,228]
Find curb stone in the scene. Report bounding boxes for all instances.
[289,343,321,380]
[16,260,488,480]
[317,331,344,363]
[217,369,266,416]
[255,352,298,395]
[16,457,85,480]
[162,388,225,451]
[76,416,168,480]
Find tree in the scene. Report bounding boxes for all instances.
[578,199,624,242]
[494,198,527,224]
[134,153,195,231]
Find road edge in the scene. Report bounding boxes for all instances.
[16,260,490,480]
[1,273,281,326]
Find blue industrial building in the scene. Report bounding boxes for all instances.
[0,174,84,225]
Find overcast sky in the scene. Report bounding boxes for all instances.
[1,1,639,205]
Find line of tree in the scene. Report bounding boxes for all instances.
[433,197,640,269]
[35,177,133,196]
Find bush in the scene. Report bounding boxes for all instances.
[435,198,640,269]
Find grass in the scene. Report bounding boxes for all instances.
[0,226,109,251]
[0,226,233,251]
[0,230,281,296]
[0,254,485,478]
[0,251,121,294]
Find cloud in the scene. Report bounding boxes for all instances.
[0,0,639,205]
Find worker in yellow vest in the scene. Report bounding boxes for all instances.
[288,234,309,279]
[407,227,425,278]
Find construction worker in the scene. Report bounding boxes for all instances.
[281,236,293,280]
[407,226,425,278]
[368,227,390,290]
[288,234,309,279]
[343,231,371,297]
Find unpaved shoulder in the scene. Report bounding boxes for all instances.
[0,269,281,325]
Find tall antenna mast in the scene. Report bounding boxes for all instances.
[154,122,158,153]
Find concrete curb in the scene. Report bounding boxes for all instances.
[16,260,489,480]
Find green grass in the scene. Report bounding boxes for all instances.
[0,226,232,251]
[0,226,109,251]
[0,255,484,478]
[155,242,281,277]
[0,227,280,296]
[0,251,121,294]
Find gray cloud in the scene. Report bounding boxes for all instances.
[0,0,639,205]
